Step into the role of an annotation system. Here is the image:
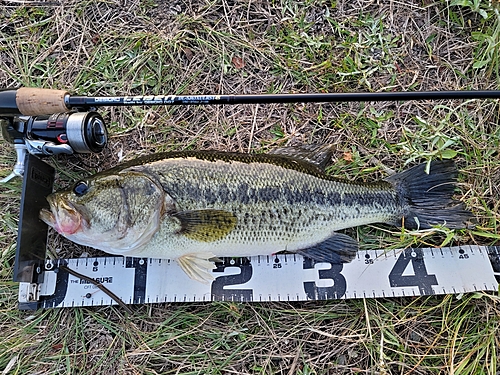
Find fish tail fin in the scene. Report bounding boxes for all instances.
[386,160,471,229]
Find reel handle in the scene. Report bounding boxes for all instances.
[0,143,27,183]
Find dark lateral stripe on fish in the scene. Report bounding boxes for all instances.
[159,178,395,208]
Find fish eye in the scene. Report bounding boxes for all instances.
[73,181,89,196]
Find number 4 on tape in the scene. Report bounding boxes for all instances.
[388,248,438,294]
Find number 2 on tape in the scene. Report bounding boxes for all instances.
[211,258,253,301]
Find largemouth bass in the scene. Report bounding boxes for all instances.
[40,145,470,282]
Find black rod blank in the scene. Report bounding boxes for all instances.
[67,91,500,108]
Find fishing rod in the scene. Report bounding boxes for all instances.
[1,87,499,182]
[1,87,500,116]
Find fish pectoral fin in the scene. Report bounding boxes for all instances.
[173,209,237,242]
[177,253,217,284]
[295,232,358,263]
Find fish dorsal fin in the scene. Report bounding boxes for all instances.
[173,209,238,242]
[269,144,334,170]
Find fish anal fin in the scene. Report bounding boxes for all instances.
[174,209,237,242]
[177,253,217,283]
[295,232,358,263]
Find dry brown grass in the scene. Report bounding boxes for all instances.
[0,0,499,374]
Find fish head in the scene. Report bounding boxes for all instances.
[40,170,167,254]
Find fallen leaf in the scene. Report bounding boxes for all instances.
[183,48,194,61]
[343,152,353,162]
[232,56,245,69]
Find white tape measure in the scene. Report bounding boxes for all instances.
[18,245,500,309]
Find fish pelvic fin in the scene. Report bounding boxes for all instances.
[177,253,217,283]
[295,232,358,263]
[386,160,471,229]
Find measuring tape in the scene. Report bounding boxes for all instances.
[18,245,500,309]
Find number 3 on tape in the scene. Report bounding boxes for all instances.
[303,258,347,299]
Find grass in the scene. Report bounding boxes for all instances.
[0,0,499,373]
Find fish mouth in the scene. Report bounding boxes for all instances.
[39,194,85,236]
[39,207,56,227]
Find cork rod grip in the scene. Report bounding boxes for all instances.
[16,87,70,115]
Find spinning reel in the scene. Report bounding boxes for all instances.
[0,89,107,182]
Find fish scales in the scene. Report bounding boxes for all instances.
[141,155,398,256]
[40,148,470,282]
